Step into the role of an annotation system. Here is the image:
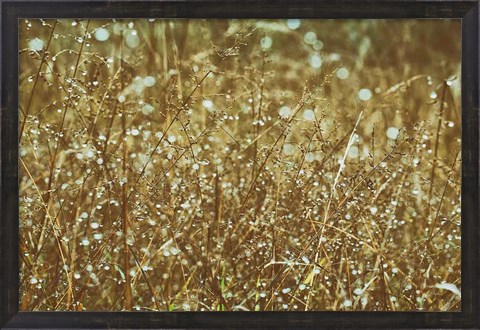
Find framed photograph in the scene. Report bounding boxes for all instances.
[1,0,479,328]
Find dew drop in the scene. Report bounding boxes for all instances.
[286,19,301,30]
[336,67,349,80]
[283,143,295,156]
[305,152,315,162]
[309,53,322,69]
[202,99,214,109]
[303,109,316,121]
[347,146,359,158]
[95,28,110,41]
[282,288,291,294]
[279,106,292,119]
[142,104,155,115]
[358,88,372,101]
[260,36,273,49]
[143,76,156,87]
[93,233,103,240]
[313,40,324,51]
[386,127,399,140]
[126,33,140,48]
[28,38,44,51]
[304,31,317,44]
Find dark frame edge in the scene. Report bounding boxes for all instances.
[0,0,478,19]
[1,1,20,330]
[461,1,480,329]
[1,1,479,329]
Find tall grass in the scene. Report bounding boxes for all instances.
[18,18,461,311]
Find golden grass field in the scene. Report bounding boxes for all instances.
[19,19,461,311]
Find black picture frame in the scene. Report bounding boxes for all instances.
[1,0,479,328]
